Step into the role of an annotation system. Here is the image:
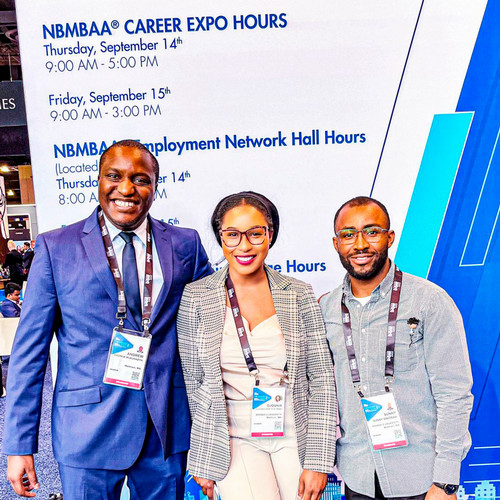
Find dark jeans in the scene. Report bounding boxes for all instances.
[345,474,427,500]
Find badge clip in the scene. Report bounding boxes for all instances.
[251,369,260,386]
[142,318,152,337]
[279,369,289,386]
[384,376,394,392]
[116,311,126,330]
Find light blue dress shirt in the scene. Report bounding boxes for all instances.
[103,214,163,314]
[320,263,473,497]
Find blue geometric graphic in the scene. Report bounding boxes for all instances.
[474,480,496,500]
[361,399,383,422]
[460,127,500,267]
[111,333,133,354]
[396,112,473,278]
[252,387,272,409]
[323,473,343,500]
[426,0,500,493]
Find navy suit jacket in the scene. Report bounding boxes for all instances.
[1,299,21,317]
[3,209,212,469]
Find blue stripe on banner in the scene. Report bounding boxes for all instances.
[395,112,473,278]
[459,125,500,266]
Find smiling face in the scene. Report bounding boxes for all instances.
[221,204,272,280]
[333,202,395,289]
[98,146,157,231]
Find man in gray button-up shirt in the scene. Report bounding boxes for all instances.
[320,196,473,500]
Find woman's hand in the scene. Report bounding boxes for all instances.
[297,470,328,500]
[193,476,216,500]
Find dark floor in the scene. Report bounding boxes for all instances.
[0,359,63,499]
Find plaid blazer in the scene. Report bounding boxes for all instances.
[177,265,337,481]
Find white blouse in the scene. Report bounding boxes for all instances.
[220,307,288,401]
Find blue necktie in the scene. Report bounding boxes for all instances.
[119,232,142,326]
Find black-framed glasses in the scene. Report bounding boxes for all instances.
[335,226,390,244]
[220,226,269,247]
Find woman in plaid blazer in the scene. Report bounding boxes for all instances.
[177,191,336,500]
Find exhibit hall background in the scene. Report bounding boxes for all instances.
[2,0,499,499]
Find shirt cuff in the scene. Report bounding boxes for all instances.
[433,457,462,485]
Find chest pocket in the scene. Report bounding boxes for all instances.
[394,318,423,373]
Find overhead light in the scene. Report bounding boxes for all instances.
[0,166,10,172]
[7,189,15,196]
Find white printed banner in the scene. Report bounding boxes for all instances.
[15,1,486,293]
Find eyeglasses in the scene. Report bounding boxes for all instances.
[335,226,390,244]
[220,226,269,247]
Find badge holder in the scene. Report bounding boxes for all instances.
[250,370,287,438]
[361,377,408,450]
[103,316,152,390]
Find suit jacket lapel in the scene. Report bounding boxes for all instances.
[82,209,119,309]
[150,217,173,326]
[266,266,299,390]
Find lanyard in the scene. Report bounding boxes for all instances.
[98,209,154,334]
[226,273,287,386]
[341,266,403,398]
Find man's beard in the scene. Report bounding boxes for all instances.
[339,247,389,281]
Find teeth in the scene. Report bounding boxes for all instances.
[352,255,372,263]
[236,256,254,262]
[115,200,134,208]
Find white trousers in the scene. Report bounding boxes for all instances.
[216,395,302,500]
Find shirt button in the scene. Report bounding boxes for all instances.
[356,304,360,308]
[361,357,366,362]
[361,328,366,333]
[363,385,368,391]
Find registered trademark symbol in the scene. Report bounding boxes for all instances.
[111,20,119,29]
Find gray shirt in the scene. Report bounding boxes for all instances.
[320,263,473,497]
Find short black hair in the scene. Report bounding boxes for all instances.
[333,196,391,232]
[99,139,159,184]
[211,191,280,248]
[5,282,21,296]
[23,242,30,247]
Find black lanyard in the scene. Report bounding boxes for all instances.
[98,209,153,334]
[226,273,287,386]
[341,266,403,398]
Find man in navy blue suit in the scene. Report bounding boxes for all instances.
[1,282,22,317]
[4,140,212,499]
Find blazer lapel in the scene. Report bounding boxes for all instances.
[149,217,173,326]
[82,210,119,309]
[202,266,300,390]
[266,266,299,390]
[202,268,228,385]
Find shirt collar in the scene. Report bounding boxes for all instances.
[342,259,395,301]
[102,213,148,247]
